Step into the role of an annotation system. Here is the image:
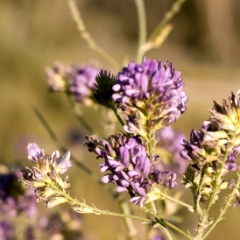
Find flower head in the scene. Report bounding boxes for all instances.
[112,58,187,137]
[46,62,68,92]
[0,166,36,217]
[181,90,240,203]
[46,62,100,105]
[69,65,99,104]
[0,221,15,240]
[85,134,177,207]
[21,143,72,208]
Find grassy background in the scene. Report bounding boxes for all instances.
[1,0,240,239]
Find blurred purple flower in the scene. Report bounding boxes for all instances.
[46,62,100,105]
[0,167,37,217]
[0,221,15,240]
[69,65,99,103]
[112,58,187,136]
[24,225,35,240]
[85,134,177,207]
[39,210,84,240]
[155,126,186,174]
[152,234,165,240]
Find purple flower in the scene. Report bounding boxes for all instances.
[27,143,72,174]
[155,126,186,174]
[22,143,71,208]
[69,65,100,103]
[181,90,240,203]
[24,225,35,240]
[39,210,84,240]
[46,62,100,105]
[112,58,187,136]
[0,167,37,217]
[85,135,177,207]
[0,221,15,240]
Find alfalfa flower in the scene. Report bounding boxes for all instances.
[155,126,186,175]
[84,134,177,207]
[46,62,100,106]
[181,90,240,204]
[39,210,84,240]
[68,64,100,104]
[21,143,72,208]
[112,57,187,137]
[46,62,68,92]
[0,221,15,240]
[0,166,37,217]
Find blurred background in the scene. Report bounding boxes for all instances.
[1,0,240,239]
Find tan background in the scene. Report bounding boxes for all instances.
[1,0,240,239]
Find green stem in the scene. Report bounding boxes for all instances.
[133,0,147,63]
[206,140,236,212]
[148,0,186,41]
[194,213,208,240]
[51,181,151,223]
[144,206,192,240]
[156,223,174,240]
[118,197,137,240]
[194,165,208,215]
[150,201,158,215]
[113,108,125,126]
[146,202,173,240]
[67,0,121,69]
[203,174,240,239]
[66,94,93,133]
[165,195,194,212]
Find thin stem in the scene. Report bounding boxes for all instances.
[150,201,158,215]
[133,0,147,63]
[67,0,121,69]
[203,174,240,240]
[51,181,151,223]
[148,0,186,41]
[144,207,192,240]
[165,195,194,212]
[113,108,125,126]
[206,140,236,212]
[156,223,174,240]
[66,94,93,133]
[118,197,137,240]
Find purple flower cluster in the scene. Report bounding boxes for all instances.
[46,62,100,104]
[112,58,187,136]
[21,143,72,208]
[0,167,36,217]
[39,210,84,240]
[155,126,186,174]
[69,65,99,103]
[85,134,177,206]
[181,90,240,202]
[0,221,15,240]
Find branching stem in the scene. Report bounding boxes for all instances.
[149,0,186,41]
[67,0,121,69]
